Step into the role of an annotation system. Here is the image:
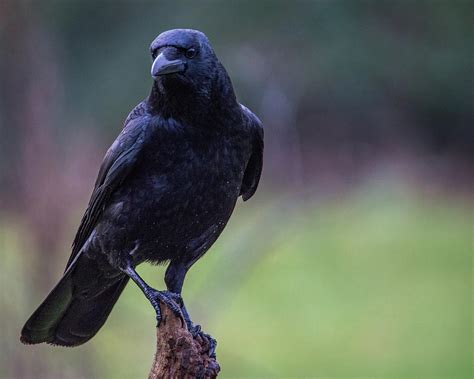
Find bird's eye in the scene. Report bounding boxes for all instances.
[185,48,197,59]
[151,50,158,59]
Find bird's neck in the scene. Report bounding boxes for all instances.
[147,70,239,127]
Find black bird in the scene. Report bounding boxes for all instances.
[20,29,263,348]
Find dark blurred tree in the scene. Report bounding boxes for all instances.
[1,0,472,251]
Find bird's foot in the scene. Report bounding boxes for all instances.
[150,290,183,326]
[186,321,217,358]
[193,327,217,358]
[175,300,217,358]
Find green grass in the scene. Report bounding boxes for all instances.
[1,187,472,378]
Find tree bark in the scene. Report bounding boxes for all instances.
[148,305,220,379]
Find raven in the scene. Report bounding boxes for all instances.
[20,29,263,348]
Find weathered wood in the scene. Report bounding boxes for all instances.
[148,305,220,379]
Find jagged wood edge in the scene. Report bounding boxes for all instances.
[148,304,220,379]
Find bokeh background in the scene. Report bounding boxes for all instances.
[1,1,472,378]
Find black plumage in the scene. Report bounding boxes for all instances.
[20,29,263,347]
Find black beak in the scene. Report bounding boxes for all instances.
[151,52,186,78]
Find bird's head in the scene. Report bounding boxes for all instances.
[149,29,218,91]
[147,29,237,120]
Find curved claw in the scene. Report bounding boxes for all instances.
[189,323,202,336]
[150,290,183,326]
[197,330,217,358]
[172,300,217,358]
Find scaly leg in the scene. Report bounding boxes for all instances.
[121,262,182,326]
[165,260,217,357]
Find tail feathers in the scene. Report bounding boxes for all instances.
[51,275,129,346]
[21,257,129,347]
[20,272,74,345]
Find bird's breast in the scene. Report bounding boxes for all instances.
[112,132,248,257]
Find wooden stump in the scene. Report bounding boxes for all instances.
[148,305,220,379]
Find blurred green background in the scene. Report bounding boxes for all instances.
[0,1,472,378]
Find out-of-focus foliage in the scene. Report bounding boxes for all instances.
[0,1,472,378]
[2,188,472,378]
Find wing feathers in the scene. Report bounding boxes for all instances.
[240,105,264,201]
[67,119,148,269]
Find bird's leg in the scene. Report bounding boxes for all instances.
[164,261,190,320]
[165,261,217,357]
[120,262,182,326]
